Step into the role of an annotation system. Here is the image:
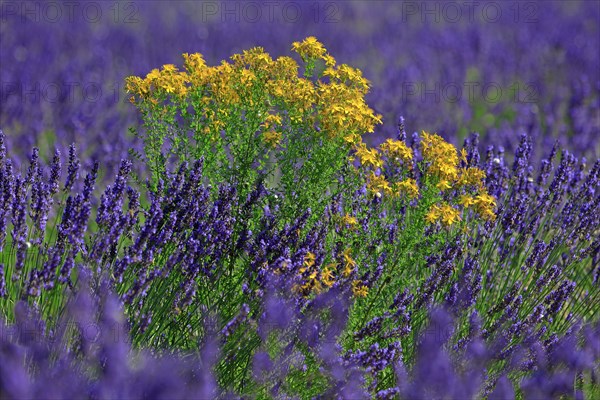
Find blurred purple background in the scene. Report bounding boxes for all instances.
[1,0,598,174]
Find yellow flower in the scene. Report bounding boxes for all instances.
[460,148,468,164]
[321,266,335,287]
[459,195,476,208]
[426,204,441,224]
[354,143,383,169]
[380,139,413,163]
[439,203,461,226]
[183,52,206,73]
[343,133,362,146]
[323,54,336,68]
[161,64,178,74]
[262,113,283,130]
[457,167,486,187]
[342,248,356,277]
[395,178,419,199]
[268,56,299,80]
[340,214,359,230]
[421,131,459,184]
[473,191,497,221]
[124,76,150,98]
[304,252,316,268]
[426,202,460,226]
[367,172,392,196]
[292,36,327,61]
[352,280,368,297]
[263,130,282,148]
[436,180,452,191]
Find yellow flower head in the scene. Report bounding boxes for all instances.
[436,180,452,191]
[342,248,357,277]
[459,194,476,208]
[426,204,441,224]
[183,52,206,73]
[395,178,419,199]
[263,130,282,148]
[352,280,369,297]
[421,131,459,184]
[304,252,316,268]
[268,56,299,80]
[367,172,392,197]
[340,214,359,230]
[292,36,327,61]
[354,143,383,169]
[231,46,273,71]
[473,191,497,221]
[426,202,461,226]
[321,266,335,288]
[380,139,413,163]
[439,203,462,226]
[124,76,149,98]
[457,167,486,187]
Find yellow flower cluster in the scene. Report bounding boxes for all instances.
[291,36,334,65]
[456,167,487,187]
[350,130,495,225]
[354,143,383,169]
[351,136,419,201]
[294,247,365,297]
[418,131,496,224]
[126,37,381,148]
[367,172,393,197]
[421,131,459,188]
[323,64,370,93]
[426,202,462,227]
[296,252,324,295]
[395,178,419,200]
[420,131,490,191]
[352,280,369,297]
[459,192,497,221]
[262,130,282,148]
[338,214,359,231]
[342,248,357,277]
[380,139,413,163]
[125,64,190,100]
[316,79,382,139]
[365,173,419,201]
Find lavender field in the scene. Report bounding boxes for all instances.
[1,1,599,399]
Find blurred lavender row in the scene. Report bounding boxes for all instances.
[1,273,598,399]
[1,0,598,175]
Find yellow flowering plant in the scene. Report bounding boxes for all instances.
[336,130,497,359]
[350,130,495,232]
[126,37,381,219]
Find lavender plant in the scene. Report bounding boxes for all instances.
[0,272,220,399]
[0,131,100,322]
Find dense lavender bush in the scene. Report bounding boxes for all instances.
[2,124,598,397]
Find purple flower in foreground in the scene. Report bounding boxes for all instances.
[1,271,221,399]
